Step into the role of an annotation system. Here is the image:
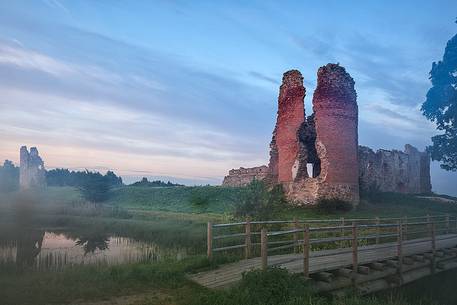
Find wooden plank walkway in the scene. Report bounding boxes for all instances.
[190,234,457,289]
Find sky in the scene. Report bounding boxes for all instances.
[0,0,456,195]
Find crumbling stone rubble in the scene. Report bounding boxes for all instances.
[20,146,46,189]
[222,63,432,204]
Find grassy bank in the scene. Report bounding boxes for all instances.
[4,186,454,220]
[1,262,453,305]
[107,185,457,219]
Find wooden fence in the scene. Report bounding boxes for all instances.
[207,214,456,277]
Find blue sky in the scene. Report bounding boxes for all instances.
[0,0,456,195]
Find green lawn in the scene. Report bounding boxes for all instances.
[12,186,454,221]
[106,185,457,220]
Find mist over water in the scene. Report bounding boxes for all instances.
[0,191,196,271]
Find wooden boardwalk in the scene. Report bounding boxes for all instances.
[189,215,457,291]
[190,234,457,288]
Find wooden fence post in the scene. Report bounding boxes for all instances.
[427,214,431,237]
[431,222,436,274]
[303,224,310,278]
[352,222,358,274]
[403,216,408,241]
[454,216,457,234]
[445,214,450,234]
[261,228,268,271]
[294,217,299,253]
[207,222,212,260]
[375,217,380,245]
[340,217,345,247]
[245,217,251,259]
[397,221,403,280]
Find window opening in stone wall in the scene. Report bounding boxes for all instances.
[307,163,314,177]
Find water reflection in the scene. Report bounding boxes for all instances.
[0,229,188,270]
[75,234,110,255]
[16,229,45,268]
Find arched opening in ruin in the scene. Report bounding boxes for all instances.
[306,163,313,177]
[298,115,321,179]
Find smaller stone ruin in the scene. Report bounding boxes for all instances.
[20,146,46,189]
[222,166,269,187]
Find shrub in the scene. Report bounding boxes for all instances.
[189,187,210,210]
[316,198,353,214]
[359,178,381,201]
[234,180,287,220]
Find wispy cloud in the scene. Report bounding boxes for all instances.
[43,0,68,13]
[0,43,167,90]
[248,71,278,85]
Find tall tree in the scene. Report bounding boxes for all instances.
[79,171,111,203]
[421,20,457,171]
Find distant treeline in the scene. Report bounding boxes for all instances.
[46,168,123,187]
[0,160,19,192]
[0,160,123,192]
[0,160,183,193]
[130,177,183,187]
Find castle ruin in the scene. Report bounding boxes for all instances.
[359,145,431,194]
[222,166,269,187]
[20,146,46,189]
[222,63,432,204]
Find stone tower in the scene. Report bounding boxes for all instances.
[312,64,359,203]
[270,70,306,183]
[20,146,46,189]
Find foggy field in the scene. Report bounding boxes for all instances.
[1,186,457,304]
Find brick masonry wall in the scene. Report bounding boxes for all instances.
[312,64,359,203]
[275,70,306,183]
[222,64,431,205]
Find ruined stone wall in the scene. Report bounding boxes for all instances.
[267,126,279,183]
[312,64,359,203]
[222,63,431,205]
[274,70,306,183]
[20,146,46,189]
[419,152,432,193]
[359,145,431,194]
[222,166,269,187]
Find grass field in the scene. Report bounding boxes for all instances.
[0,185,456,305]
[5,185,453,220]
[2,261,457,305]
[106,185,457,220]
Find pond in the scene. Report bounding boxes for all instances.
[0,228,189,270]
